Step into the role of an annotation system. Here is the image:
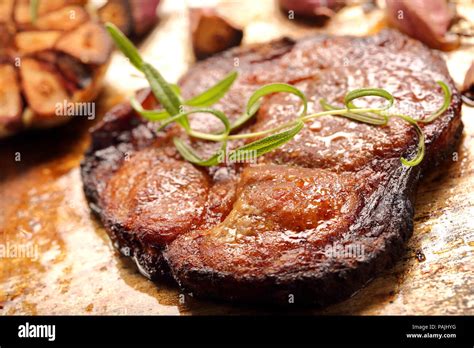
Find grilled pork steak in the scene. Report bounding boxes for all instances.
[81,30,462,305]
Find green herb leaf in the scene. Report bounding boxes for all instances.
[158,109,230,143]
[170,84,182,98]
[230,101,261,131]
[344,88,394,111]
[173,138,222,167]
[142,63,189,129]
[30,0,39,23]
[106,22,144,71]
[130,97,170,121]
[319,99,388,125]
[246,83,308,118]
[185,71,238,107]
[395,114,425,167]
[230,121,304,160]
[419,81,451,123]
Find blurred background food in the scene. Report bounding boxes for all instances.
[462,61,474,104]
[0,0,163,138]
[189,7,243,59]
[278,0,347,22]
[385,0,459,51]
[0,0,473,315]
[0,0,112,137]
[97,0,161,38]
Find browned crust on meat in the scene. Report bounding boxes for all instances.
[81,30,463,305]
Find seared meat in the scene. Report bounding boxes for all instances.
[81,30,462,305]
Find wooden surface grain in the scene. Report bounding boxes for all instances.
[0,0,473,315]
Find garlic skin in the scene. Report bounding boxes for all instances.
[279,0,345,21]
[462,61,474,104]
[385,0,459,51]
[190,8,243,60]
[98,0,161,39]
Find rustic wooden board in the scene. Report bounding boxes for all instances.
[0,0,473,315]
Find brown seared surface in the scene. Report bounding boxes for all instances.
[169,165,361,277]
[103,147,210,245]
[81,29,462,304]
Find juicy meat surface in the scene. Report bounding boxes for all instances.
[81,30,462,305]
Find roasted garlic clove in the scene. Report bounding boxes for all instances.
[190,8,243,60]
[462,61,474,104]
[0,64,23,135]
[20,58,69,117]
[15,30,62,54]
[55,22,113,65]
[0,0,14,23]
[35,5,89,31]
[98,0,160,38]
[14,0,87,28]
[98,0,133,37]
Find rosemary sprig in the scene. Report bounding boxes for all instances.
[246,83,308,117]
[231,121,304,159]
[417,81,452,123]
[106,23,143,70]
[30,0,40,23]
[106,23,452,168]
[185,71,238,107]
[319,98,388,125]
